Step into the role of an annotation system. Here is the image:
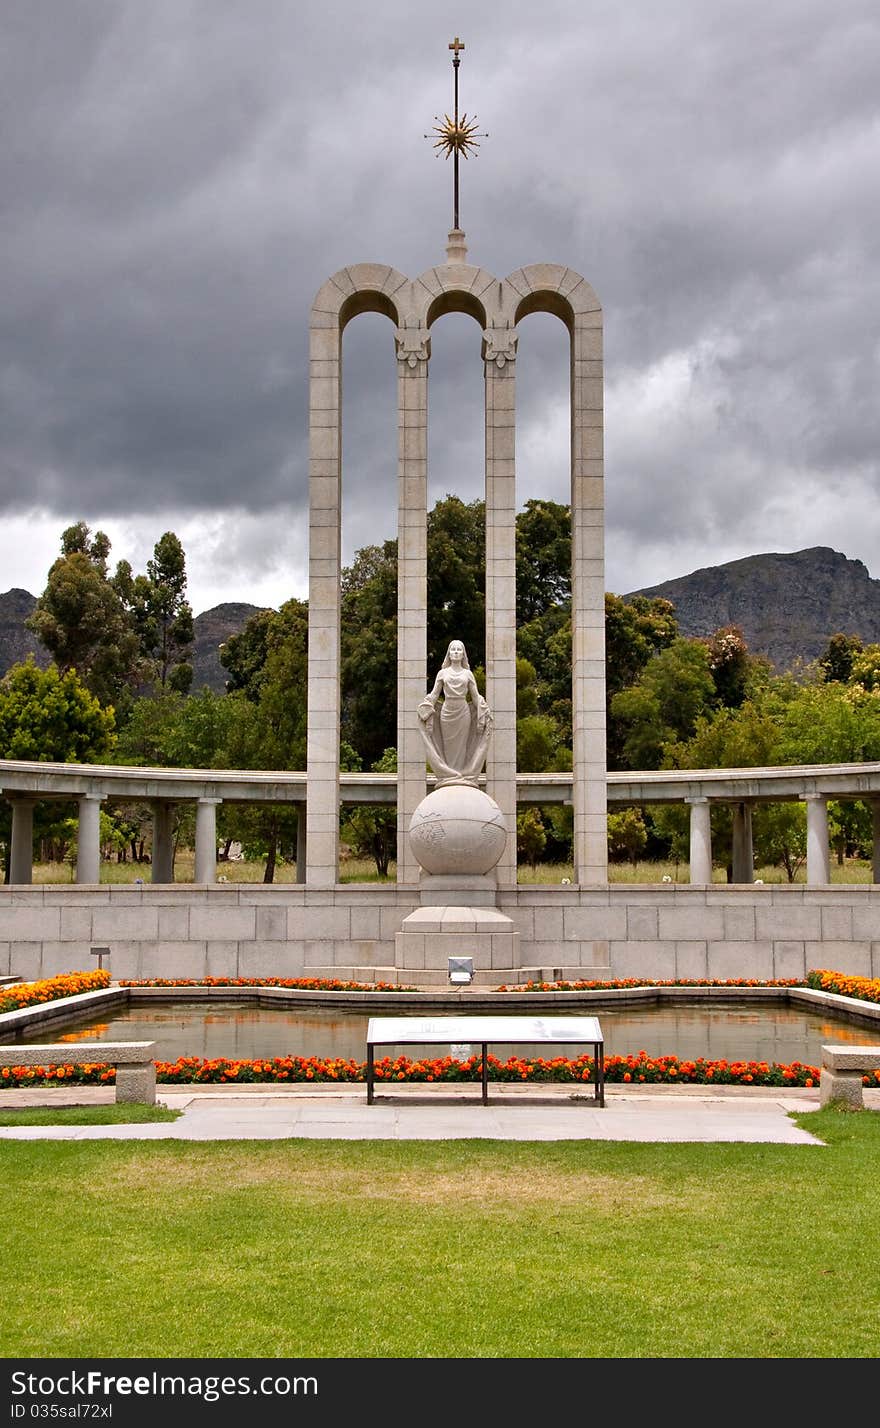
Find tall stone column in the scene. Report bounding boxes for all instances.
[76,793,103,885]
[483,325,518,888]
[295,805,307,885]
[151,801,176,884]
[687,797,713,884]
[873,800,880,886]
[570,310,607,884]
[731,802,754,883]
[805,795,831,885]
[306,318,343,887]
[194,798,220,884]
[8,798,34,885]
[395,324,430,886]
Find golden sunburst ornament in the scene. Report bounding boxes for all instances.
[425,37,488,232]
[431,111,482,160]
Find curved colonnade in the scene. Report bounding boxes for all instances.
[1,759,878,887]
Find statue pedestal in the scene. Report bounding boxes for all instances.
[399,779,516,984]
[394,904,520,985]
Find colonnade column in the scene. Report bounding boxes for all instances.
[76,793,104,885]
[305,311,343,887]
[151,801,176,884]
[873,800,880,886]
[8,797,35,885]
[483,325,518,889]
[570,306,607,884]
[805,794,831,885]
[194,798,220,884]
[686,797,713,885]
[731,802,754,883]
[395,323,430,885]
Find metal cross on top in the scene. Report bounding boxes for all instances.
[427,36,487,232]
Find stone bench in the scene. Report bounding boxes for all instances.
[0,1042,156,1103]
[819,1045,880,1110]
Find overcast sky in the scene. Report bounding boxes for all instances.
[2,0,879,617]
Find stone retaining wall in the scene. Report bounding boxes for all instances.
[1,884,878,985]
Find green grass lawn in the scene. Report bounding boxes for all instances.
[0,1103,180,1126]
[1,1106,877,1358]
[25,854,876,885]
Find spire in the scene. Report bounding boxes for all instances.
[426,37,487,262]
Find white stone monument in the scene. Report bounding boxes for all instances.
[304,37,606,980]
[397,636,517,980]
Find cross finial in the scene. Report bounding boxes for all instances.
[449,37,465,58]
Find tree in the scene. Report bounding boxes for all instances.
[605,594,678,702]
[115,533,194,693]
[515,657,570,772]
[340,543,397,766]
[850,644,880,693]
[26,523,141,708]
[701,625,767,709]
[607,808,648,866]
[515,499,571,624]
[775,681,880,764]
[339,747,397,878]
[818,633,864,684]
[605,594,679,767]
[610,639,716,770]
[0,658,116,763]
[665,700,782,773]
[753,804,806,883]
[216,599,309,882]
[219,599,309,768]
[219,608,276,697]
[427,496,486,675]
[516,808,547,868]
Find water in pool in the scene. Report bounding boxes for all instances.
[10,1000,880,1065]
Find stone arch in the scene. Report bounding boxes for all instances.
[310,263,410,330]
[425,289,488,330]
[305,255,606,890]
[507,262,602,329]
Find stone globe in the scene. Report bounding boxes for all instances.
[408,783,508,876]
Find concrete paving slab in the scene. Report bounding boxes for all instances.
[0,1083,849,1143]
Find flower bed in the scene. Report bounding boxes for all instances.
[499,977,806,991]
[119,977,414,991]
[0,969,110,1015]
[806,970,880,1006]
[1,1050,851,1090]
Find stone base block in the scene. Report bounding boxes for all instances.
[395,905,519,974]
[115,1063,156,1105]
[419,874,498,907]
[819,1045,880,1109]
[819,1068,864,1109]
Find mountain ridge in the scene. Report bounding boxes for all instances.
[2,544,879,688]
[626,546,880,670]
[0,594,264,695]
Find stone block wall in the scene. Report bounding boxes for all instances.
[1,884,878,985]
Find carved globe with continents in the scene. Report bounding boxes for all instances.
[408,783,508,875]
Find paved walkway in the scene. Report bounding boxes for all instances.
[0,1083,859,1144]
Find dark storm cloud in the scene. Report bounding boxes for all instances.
[1,0,878,609]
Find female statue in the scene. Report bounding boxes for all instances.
[417,639,493,784]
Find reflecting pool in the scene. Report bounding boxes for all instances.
[10,999,880,1065]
